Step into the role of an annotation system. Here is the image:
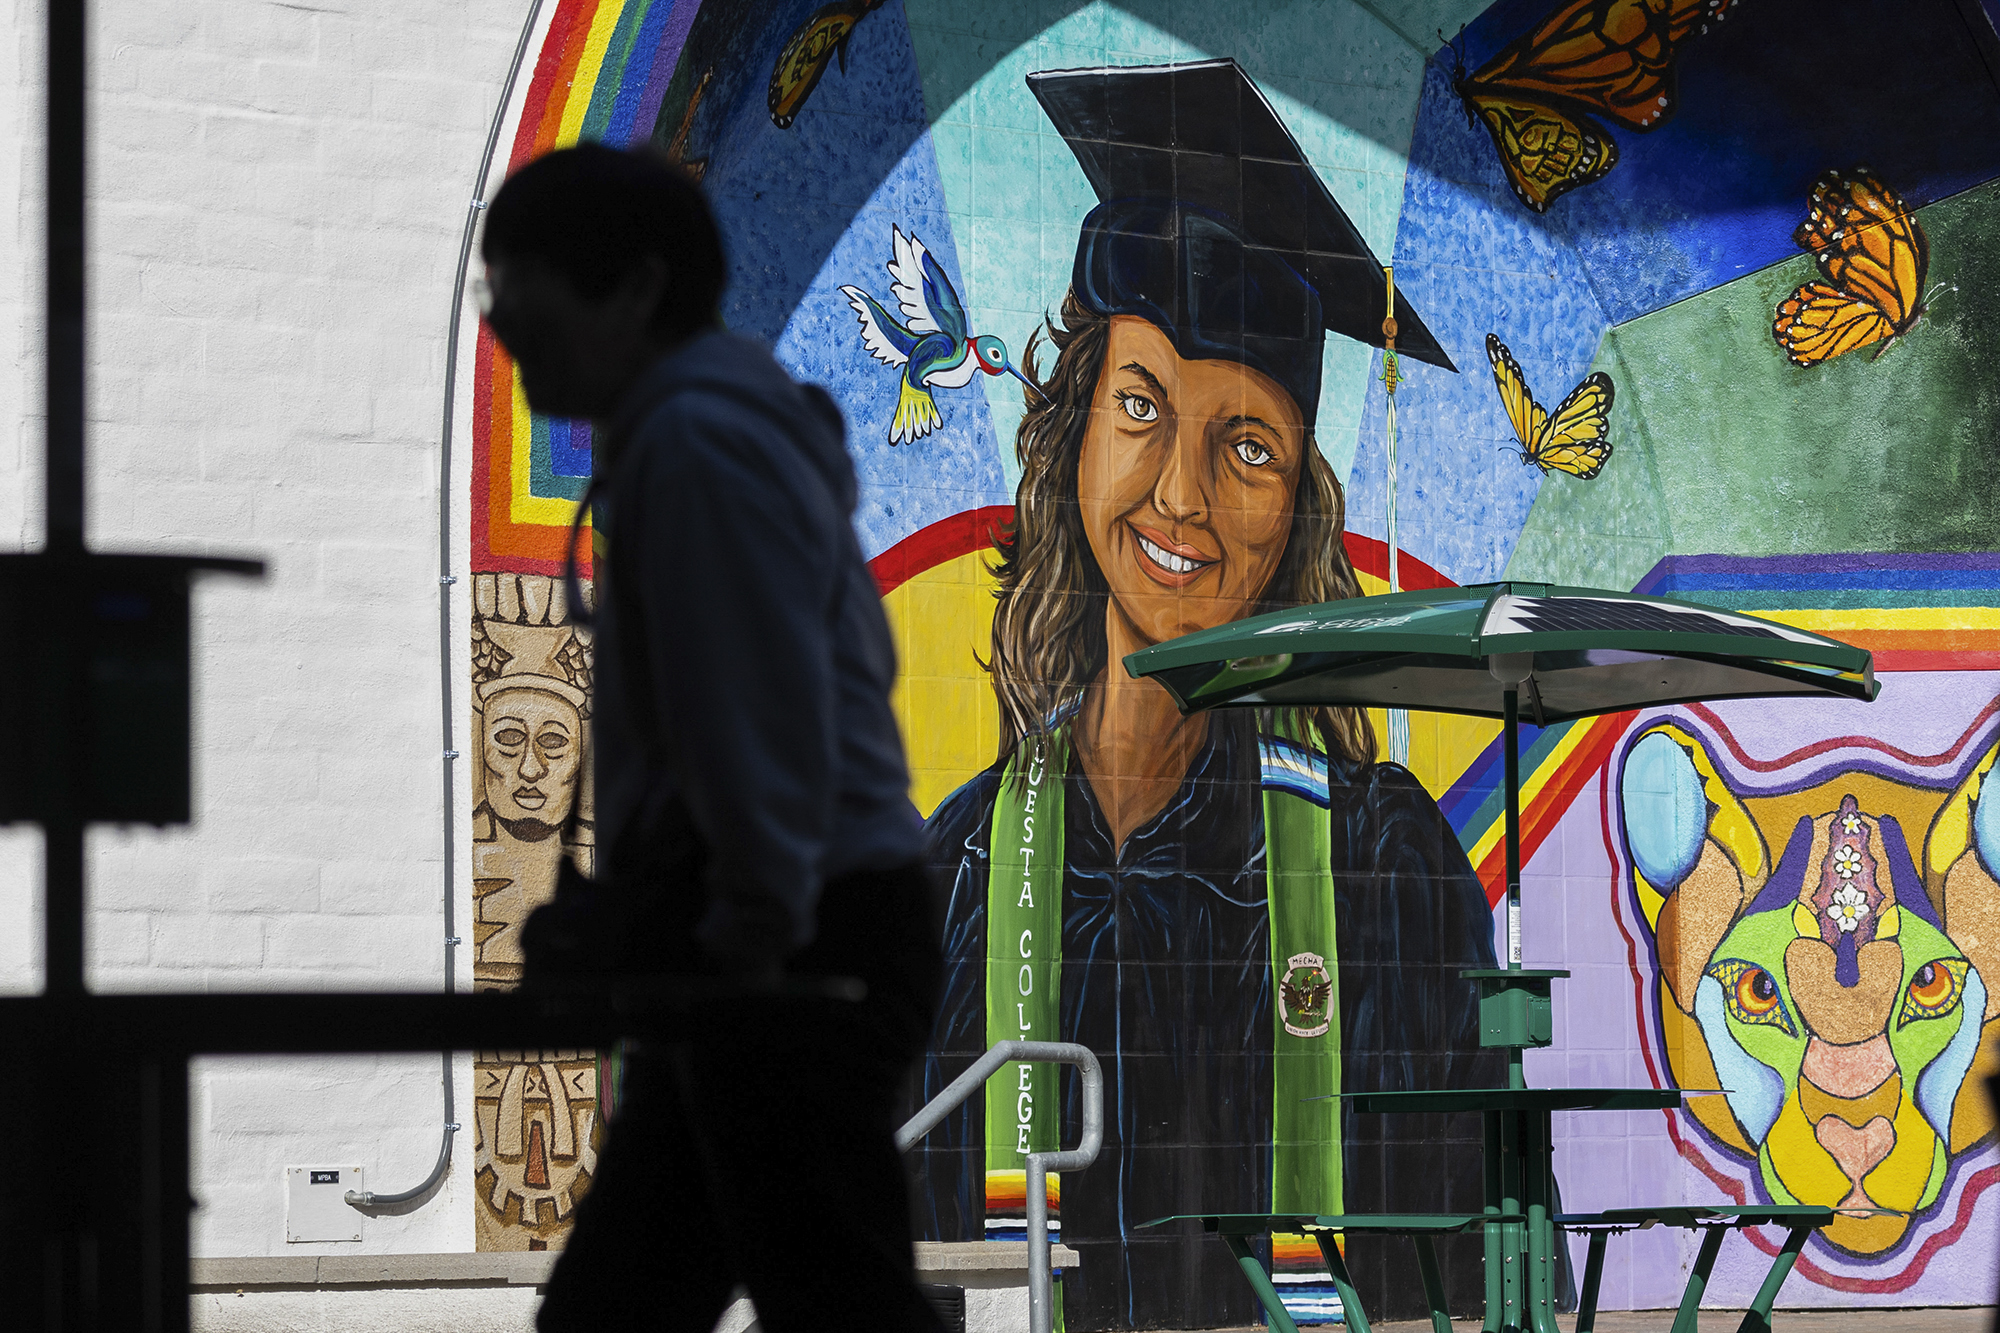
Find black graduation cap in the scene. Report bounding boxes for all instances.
[1028,58,1455,424]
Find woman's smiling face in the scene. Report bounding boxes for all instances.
[1078,315,1307,647]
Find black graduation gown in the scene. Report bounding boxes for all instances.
[907,711,1503,1329]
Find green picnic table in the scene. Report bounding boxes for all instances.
[1144,1066,1837,1333]
[1147,1189,1832,1333]
[1345,1083,1680,1331]
[1125,586,1877,1333]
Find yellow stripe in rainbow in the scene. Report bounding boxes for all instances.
[1271,1230,1336,1270]
[509,377,585,526]
[1462,713,1608,874]
[555,0,630,149]
[1747,606,2000,667]
[984,1169,1060,1212]
[475,0,689,573]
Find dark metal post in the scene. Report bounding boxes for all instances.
[44,0,89,1000]
[1482,1109,1501,1333]
[1503,687,1521,971]
[1503,690,1524,1096]
[46,0,85,554]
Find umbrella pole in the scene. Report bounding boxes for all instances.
[1503,688,1522,969]
[1504,688,1525,1090]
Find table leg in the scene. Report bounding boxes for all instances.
[1735,1223,1813,1333]
[1309,1230,1373,1333]
[1670,1225,1728,1333]
[1484,1110,1502,1333]
[1526,1109,1561,1333]
[1220,1232,1304,1333]
[1575,1232,1607,1333]
[1412,1234,1452,1333]
[1501,1109,1525,1333]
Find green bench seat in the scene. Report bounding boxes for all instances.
[1140,1212,1523,1333]
[1553,1204,1836,1333]
[1143,1204,1839,1333]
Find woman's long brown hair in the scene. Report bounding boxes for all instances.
[986,290,1376,766]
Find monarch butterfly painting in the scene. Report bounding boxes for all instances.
[1772,168,1933,366]
[768,0,885,130]
[1452,0,1738,212]
[1487,334,1614,479]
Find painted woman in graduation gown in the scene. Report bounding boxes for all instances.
[911,61,1502,1329]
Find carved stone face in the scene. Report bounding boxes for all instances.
[481,686,583,828]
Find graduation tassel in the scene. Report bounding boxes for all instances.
[1382,266,1409,767]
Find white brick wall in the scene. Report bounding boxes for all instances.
[0,0,533,1258]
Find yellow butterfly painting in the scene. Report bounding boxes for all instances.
[1486,334,1614,479]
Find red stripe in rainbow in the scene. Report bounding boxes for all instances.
[472,0,696,575]
[1469,710,1635,906]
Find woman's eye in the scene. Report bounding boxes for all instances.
[1118,393,1158,423]
[1234,439,1274,467]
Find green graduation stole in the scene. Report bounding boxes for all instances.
[983,725,1343,1248]
[985,731,1068,1231]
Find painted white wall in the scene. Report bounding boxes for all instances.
[0,0,526,1257]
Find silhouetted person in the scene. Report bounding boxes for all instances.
[481,143,942,1333]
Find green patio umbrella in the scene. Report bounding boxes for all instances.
[1123,579,1878,978]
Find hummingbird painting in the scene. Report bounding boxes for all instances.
[838,227,1039,445]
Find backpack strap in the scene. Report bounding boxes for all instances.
[553,379,848,869]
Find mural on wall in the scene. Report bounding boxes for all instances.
[467,0,2000,1320]
[1484,333,1614,479]
[838,226,1034,445]
[1773,168,1936,368]
[768,0,887,128]
[910,59,1502,1329]
[469,572,601,1251]
[1449,0,1739,212]
[1618,704,2000,1263]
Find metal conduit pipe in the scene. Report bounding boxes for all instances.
[346,0,546,1211]
[897,1041,1105,1333]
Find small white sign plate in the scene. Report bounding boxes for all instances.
[286,1166,364,1243]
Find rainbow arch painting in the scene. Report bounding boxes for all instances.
[461,0,2000,1312]
[472,0,697,575]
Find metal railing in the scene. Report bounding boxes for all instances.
[898,1041,1104,1333]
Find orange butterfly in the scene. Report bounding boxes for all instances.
[1453,0,1737,212]
[768,0,885,129]
[1772,168,1931,367]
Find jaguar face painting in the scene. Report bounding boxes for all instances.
[1619,716,2000,1254]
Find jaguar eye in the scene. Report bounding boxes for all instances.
[1707,958,1797,1036]
[1899,958,1969,1025]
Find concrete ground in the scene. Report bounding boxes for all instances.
[1165,1314,1991,1333]
[1362,1312,1992,1332]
